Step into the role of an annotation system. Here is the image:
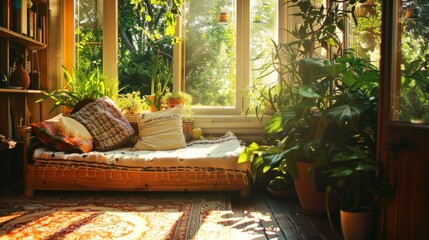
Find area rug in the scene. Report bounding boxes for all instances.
[0,191,233,240]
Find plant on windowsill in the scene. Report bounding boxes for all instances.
[164,90,192,108]
[164,89,194,141]
[116,91,148,114]
[144,53,172,112]
[36,65,117,114]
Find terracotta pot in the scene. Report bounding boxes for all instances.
[294,161,339,215]
[10,63,30,89]
[167,98,185,108]
[147,95,164,112]
[340,209,373,240]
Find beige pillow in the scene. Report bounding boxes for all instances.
[45,114,92,140]
[58,116,93,140]
[133,107,186,151]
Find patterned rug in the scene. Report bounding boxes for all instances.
[0,191,233,240]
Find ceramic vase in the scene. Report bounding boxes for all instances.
[10,63,30,89]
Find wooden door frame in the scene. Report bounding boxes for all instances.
[377,1,394,238]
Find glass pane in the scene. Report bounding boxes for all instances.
[250,0,278,90]
[349,1,381,66]
[393,0,429,124]
[183,0,237,107]
[117,1,174,95]
[74,0,103,71]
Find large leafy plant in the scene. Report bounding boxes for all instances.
[37,66,117,113]
[240,52,380,184]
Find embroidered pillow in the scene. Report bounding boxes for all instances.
[133,107,186,151]
[71,96,135,151]
[31,121,93,153]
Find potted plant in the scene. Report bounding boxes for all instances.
[164,90,193,109]
[164,90,194,141]
[325,146,392,240]
[36,65,117,114]
[241,0,375,214]
[266,172,294,198]
[144,53,172,112]
[116,91,148,114]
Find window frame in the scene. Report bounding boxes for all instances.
[64,0,288,117]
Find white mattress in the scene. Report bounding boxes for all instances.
[32,132,248,173]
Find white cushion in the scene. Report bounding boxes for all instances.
[133,107,186,151]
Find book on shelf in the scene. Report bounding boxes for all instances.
[0,1,4,27]
[28,9,34,38]
[11,0,28,36]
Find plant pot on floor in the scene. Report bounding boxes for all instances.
[294,161,339,216]
[340,208,373,240]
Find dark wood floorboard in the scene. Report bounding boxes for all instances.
[231,187,343,240]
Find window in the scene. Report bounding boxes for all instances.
[177,0,281,115]
[181,0,237,109]
[74,0,104,71]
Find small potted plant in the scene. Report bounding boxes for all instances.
[325,146,393,240]
[164,90,194,141]
[144,53,172,112]
[117,91,147,114]
[164,90,193,109]
[266,174,294,198]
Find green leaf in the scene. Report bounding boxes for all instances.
[299,86,321,98]
[330,166,353,178]
[264,114,284,133]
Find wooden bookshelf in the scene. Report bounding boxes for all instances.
[0,26,46,48]
[0,0,48,139]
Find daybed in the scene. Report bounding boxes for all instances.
[20,97,250,197]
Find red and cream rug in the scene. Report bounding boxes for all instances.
[0,191,233,240]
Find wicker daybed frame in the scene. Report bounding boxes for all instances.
[20,127,251,198]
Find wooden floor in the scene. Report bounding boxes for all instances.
[230,186,344,240]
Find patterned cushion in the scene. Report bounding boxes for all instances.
[71,96,135,151]
[31,122,93,153]
[133,107,186,151]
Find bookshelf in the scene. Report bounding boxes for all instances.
[0,0,48,139]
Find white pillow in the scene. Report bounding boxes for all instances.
[133,107,186,151]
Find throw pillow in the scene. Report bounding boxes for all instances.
[71,96,135,151]
[58,116,93,140]
[133,107,186,151]
[31,121,93,153]
[46,114,93,141]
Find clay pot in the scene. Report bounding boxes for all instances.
[10,63,30,89]
[341,209,373,240]
[167,98,185,108]
[294,161,340,216]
